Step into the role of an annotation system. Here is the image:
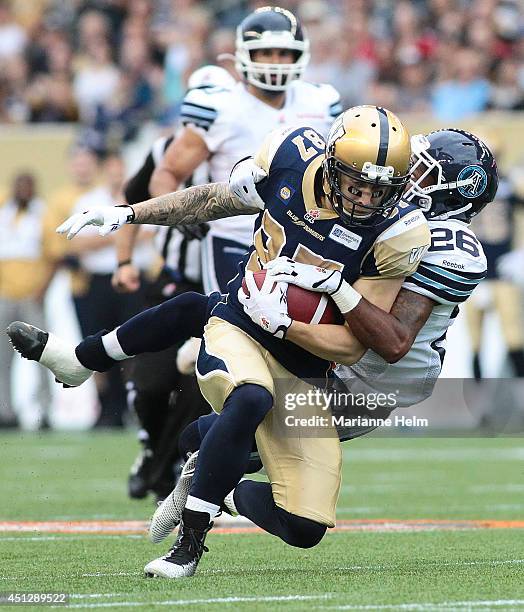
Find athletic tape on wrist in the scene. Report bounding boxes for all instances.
[331,280,362,314]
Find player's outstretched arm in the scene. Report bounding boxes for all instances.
[131,182,259,225]
[57,183,260,239]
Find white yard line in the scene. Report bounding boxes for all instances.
[321,600,524,610]
[0,535,142,542]
[52,594,333,609]
[343,448,524,462]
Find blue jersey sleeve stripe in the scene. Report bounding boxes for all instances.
[405,279,470,304]
[416,264,485,291]
[423,263,486,282]
[181,101,217,115]
[411,272,474,296]
[181,114,213,126]
[180,108,217,122]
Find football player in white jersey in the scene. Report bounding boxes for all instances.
[254,128,497,435]
[113,6,341,296]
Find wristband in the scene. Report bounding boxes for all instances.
[116,204,135,224]
[331,279,362,314]
[117,259,132,268]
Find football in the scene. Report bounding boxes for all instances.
[241,269,344,325]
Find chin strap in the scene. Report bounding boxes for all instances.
[431,203,472,221]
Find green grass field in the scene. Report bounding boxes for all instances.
[1,432,523,611]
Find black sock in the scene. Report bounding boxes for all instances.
[234,480,326,548]
[75,329,114,371]
[182,508,211,530]
[189,384,272,506]
[508,349,524,377]
[472,353,482,381]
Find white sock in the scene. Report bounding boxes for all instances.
[185,495,220,519]
[40,333,92,386]
[102,328,134,361]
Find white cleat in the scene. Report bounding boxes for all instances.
[144,556,199,579]
[7,322,92,387]
[149,451,199,543]
[144,509,212,578]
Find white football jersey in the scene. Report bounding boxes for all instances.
[180,80,342,244]
[339,219,487,408]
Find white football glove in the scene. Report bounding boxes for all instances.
[265,257,343,294]
[497,249,524,286]
[56,205,134,240]
[265,257,362,314]
[237,270,291,339]
[229,157,267,210]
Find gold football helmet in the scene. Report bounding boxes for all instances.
[323,105,411,226]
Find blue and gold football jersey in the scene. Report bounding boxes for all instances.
[212,126,430,379]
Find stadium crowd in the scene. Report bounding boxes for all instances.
[0,0,523,144]
[1,0,524,432]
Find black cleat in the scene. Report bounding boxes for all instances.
[144,509,212,578]
[6,322,49,361]
[128,447,154,499]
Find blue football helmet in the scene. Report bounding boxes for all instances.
[404,128,499,222]
[234,6,310,92]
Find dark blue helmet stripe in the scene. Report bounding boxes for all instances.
[376,107,389,167]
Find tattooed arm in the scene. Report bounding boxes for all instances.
[56,182,261,239]
[131,182,260,226]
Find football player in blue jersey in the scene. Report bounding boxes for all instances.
[9,106,431,577]
[140,127,497,566]
[8,126,499,578]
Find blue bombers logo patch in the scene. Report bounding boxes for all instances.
[457,165,488,199]
[277,183,295,203]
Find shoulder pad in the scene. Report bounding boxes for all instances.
[403,220,487,304]
[291,81,342,117]
[361,209,431,279]
[180,86,231,131]
[253,126,301,173]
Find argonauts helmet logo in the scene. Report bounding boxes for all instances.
[457,165,488,199]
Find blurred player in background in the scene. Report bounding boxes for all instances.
[0,172,64,429]
[65,151,155,427]
[465,135,524,379]
[113,6,341,297]
[122,65,234,502]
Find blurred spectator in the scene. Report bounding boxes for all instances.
[0,0,521,130]
[397,60,431,112]
[466,137,524,380]
[0,172,65,429]
[489,59,524,110]
[72,36,120,124]
[0,1,27,61]
[431,47,491,120]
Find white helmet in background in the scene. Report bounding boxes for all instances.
[187,65,236,91]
